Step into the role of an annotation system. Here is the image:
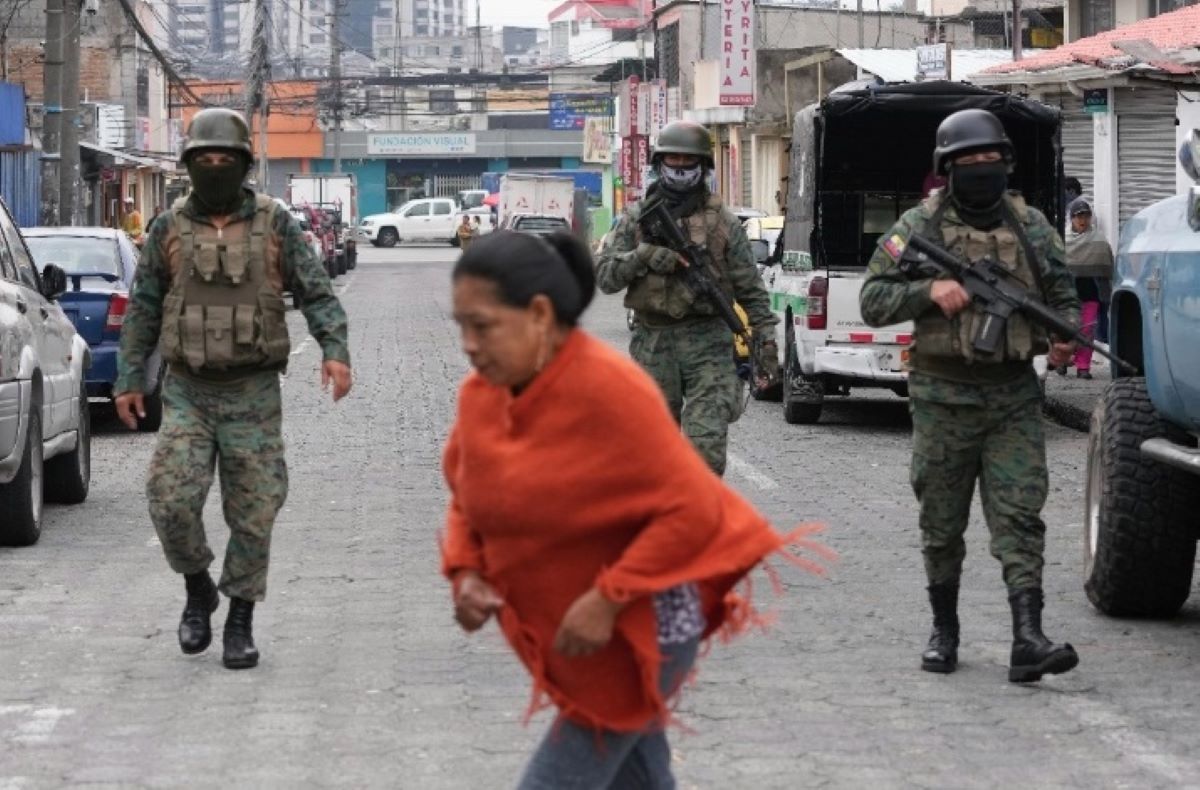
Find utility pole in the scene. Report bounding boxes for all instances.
[246,0,270,189]
[857,0,864,48]
[40,0,63,225]
[59,0,80,225]
[330,0,342,173]
[1012,0,1023,61]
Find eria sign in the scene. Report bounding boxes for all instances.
[719,0,755,106]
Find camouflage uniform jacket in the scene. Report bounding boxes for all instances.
[595,193,777,333]
[860,191,1078,395]
[116,190,350,394]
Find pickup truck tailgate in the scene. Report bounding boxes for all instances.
[819,273,912,376]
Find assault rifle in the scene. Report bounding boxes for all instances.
[638,198,781,395]
[900,233,1136,374]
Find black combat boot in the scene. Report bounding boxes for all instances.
[1008,588,1078,683]
[178,571,219,655]
[921,583,960,674]
[222,597,260,670]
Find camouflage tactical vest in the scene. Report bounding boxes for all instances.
[913,193,1049,364]
[159,194,291,373]
[625,193,734,323]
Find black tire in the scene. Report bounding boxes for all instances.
[45,381,90,504]
[337,253,347,275]
[782,329,823,424]
[377,227,399,248]
[326,258,338,279]
[1084,377,1199,617]
[450,237,461,248]
[0,408,43,546]
[137,367,165,433]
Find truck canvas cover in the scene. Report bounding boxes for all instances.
[783,81,1063,268]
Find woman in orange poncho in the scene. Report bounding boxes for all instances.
[442,231,825,788]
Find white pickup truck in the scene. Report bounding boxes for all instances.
[359,197,460,247]
[765,81,1064,424]
[764,253,910,424]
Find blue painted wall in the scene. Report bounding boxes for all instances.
[311,159,388,218]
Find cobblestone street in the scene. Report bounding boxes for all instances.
[3,245,1200,788]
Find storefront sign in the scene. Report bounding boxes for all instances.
[549,93,612,130]
[367,133,476,156]
[582,117,613,164]
[719,0,755,106]
[1083,88,1109,114]
[916,43,950,81]
[618,76,640,138]
[648,81,668,143]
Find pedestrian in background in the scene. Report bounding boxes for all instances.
[861,109,1080,683]
[443,230,827,788]
[121,196,144,244]
[456,214,476,250]
[1061,197,1113,380]
[116,108,352,670]
[595,120,779,476]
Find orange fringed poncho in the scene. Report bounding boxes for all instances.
[441,329,825,732]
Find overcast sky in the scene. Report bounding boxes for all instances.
[478,0,557,28]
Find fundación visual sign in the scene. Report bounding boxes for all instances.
[367,133,477,156]
[719,0,755,106]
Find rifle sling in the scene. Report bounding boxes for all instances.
[1000,200,1049,302]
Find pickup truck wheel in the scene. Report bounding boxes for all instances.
[137,367,165,433]
[45,381,90,504]
[377,228,399,248]
[1084,377,1198,616]
[782,330,823,424]
[0,409,43,546]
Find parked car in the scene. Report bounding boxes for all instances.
[1083,130,1200,618]
[360,197,459,247]
[288,209,326,265]
[292,204,339,278]
[23,227,165,431]
[0,199,92,545]
[505,213,571,237]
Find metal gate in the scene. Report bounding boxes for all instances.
[431,174,482,199]
[1117,87,1179,225]
[1057,94,1094,199]
[0,149,42,228]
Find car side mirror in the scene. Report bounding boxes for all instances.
[40,263,67,301]
[751,238,770,264]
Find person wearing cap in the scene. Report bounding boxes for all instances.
[114,108,352,670]
[860,109,1081,684]
[594,120,779,476]
[121,196,144,243]
[1060,197,1113,379]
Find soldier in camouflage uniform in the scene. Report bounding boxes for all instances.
[595,121,778,476]
[115,109,352,670]
[859,109,1080,683]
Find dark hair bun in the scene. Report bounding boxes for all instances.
[541,232,596,319]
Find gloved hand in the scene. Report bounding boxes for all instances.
[635,243,682,274]
[753,336,782,394]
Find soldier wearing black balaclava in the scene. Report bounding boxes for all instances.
[860,109,1082,684]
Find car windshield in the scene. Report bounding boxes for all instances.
[25,235,121,280]
[514,217,569,234]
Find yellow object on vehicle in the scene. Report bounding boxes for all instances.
[733,303,751,361]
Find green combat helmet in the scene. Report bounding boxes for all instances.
[932,109,1014,174]
[653,121,715,168]
[180,108,254,164]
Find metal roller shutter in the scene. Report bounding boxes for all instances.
[1117,87,1179,225]
[1058,95,1094,198]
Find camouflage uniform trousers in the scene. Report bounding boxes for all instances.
[630,317,742,476]
[146,369,289,602]
[908,369,1048,590]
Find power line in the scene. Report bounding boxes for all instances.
[113,0,204,105]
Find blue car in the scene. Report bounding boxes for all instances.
[23,227,164,432]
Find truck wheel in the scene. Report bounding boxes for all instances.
[1084,377,1198,616]
[450,237,461,248]
[378,228,399,248]
[782,330,822,424]
[137,367,165,433]
[337,253,347,275]
[0,408,43,546]
[45,381,90,504]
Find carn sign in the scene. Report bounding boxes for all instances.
[719,0,755,106]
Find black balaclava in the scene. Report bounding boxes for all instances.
[187,152,250,214]
[948,158,1009,229]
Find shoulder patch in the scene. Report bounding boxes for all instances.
[881,233,907,262]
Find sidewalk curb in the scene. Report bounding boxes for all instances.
[1043,394,1093,433]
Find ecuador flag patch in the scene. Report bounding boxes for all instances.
[881,233,907,262]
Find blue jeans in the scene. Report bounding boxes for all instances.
[516,637,700,790]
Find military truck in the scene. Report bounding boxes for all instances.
[762,81,1062,423]
[1084,130,1200,617]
